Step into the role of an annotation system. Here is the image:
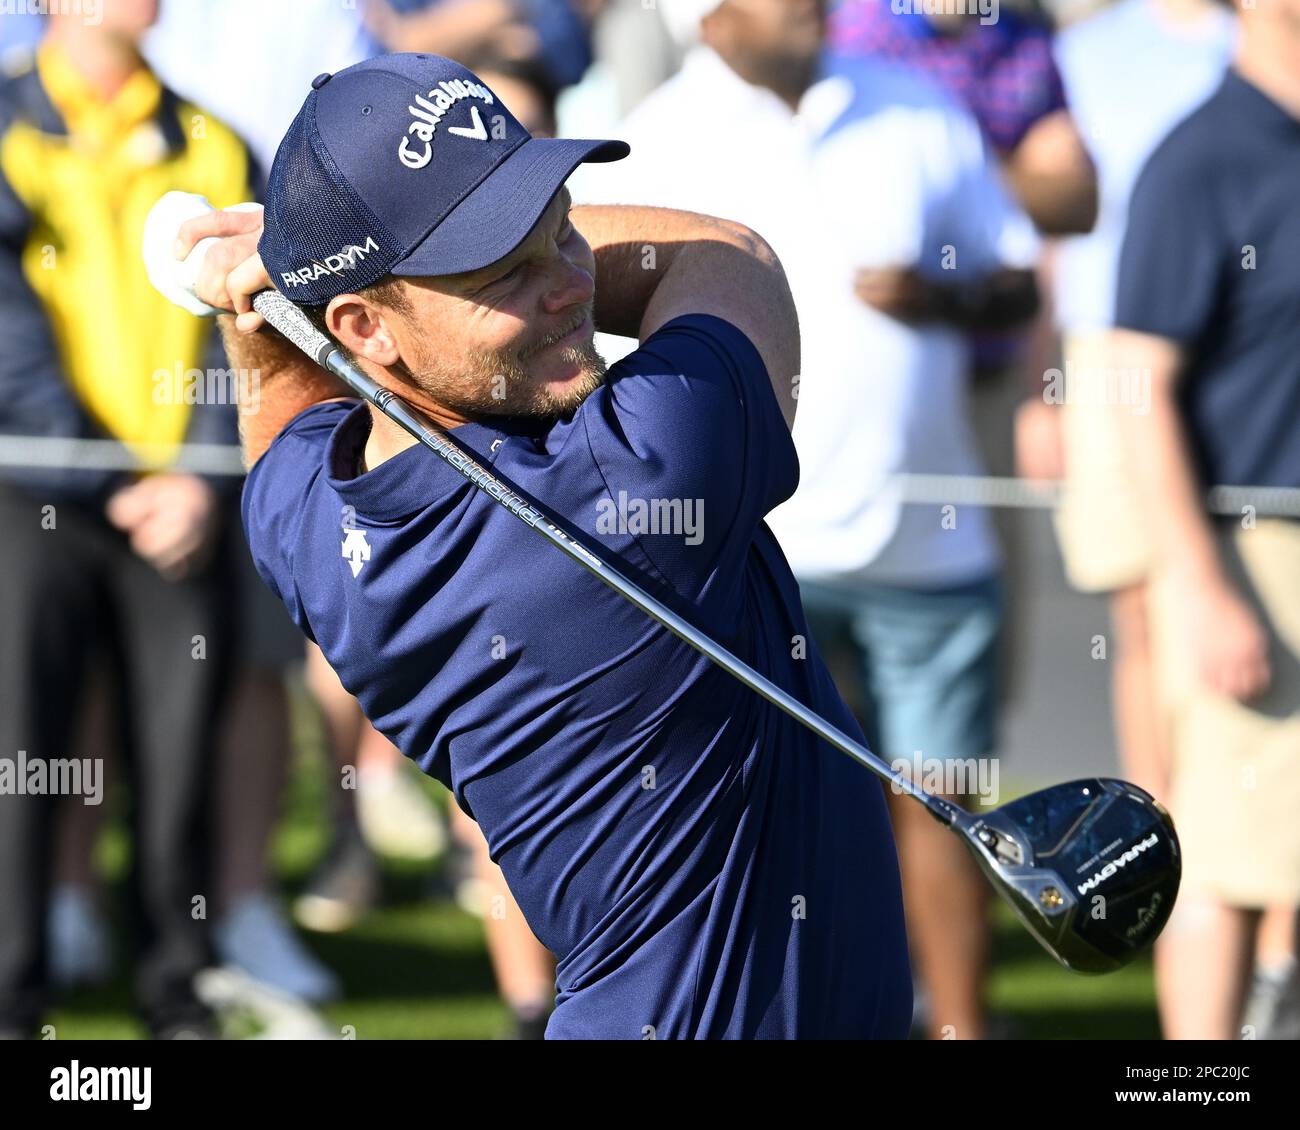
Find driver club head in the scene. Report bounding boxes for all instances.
[954,778,1181,974]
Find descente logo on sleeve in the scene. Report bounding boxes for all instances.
[281,236,380,289]
[399,79,496,170]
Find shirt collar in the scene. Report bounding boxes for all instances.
[324,401,529,524]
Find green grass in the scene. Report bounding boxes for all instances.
[45,707,1159,1039]
[48,701,511,1041]
[986,900,1159,1039]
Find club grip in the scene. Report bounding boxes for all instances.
[252,289,338,368]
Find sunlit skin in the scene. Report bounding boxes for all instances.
[327,184,608,437]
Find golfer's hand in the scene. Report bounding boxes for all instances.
[1181,578,1272,702]
[173,205,270,333]
[854,266,934,324]
[106,473,221,582]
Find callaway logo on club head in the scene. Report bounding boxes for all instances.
[1125,891,1164,941]
[398,79,496,170]
[281,236,380,290]
[1075,833,1160,896]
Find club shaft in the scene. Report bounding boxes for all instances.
[251,289,957,827]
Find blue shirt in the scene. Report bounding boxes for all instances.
[1116,71,1300,491]
[243,314,911,1038]
[1053,0,1234,332]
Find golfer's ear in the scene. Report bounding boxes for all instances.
[327,294,401,366]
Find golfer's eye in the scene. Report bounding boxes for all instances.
[485,262,524,290]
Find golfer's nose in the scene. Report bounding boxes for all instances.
[541,256,594,316]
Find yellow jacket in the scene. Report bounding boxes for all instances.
[0,43,256,492]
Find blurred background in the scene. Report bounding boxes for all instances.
[0,0,1296,1040]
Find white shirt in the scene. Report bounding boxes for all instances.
[577,46,1037,587]
[1054,0,1235,331]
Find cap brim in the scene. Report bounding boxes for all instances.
[389,136,629,279]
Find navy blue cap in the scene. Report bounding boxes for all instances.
[260,53,629,305]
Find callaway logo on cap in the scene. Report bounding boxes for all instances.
[259,53,630,305]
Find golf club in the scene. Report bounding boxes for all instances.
[146,193,1181,974]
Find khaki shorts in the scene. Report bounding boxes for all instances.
[1052,331,1151,593]
[1149,519,1300,906]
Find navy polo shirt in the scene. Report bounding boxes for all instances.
[243,313,912,1039]
[1115,69,1300,491]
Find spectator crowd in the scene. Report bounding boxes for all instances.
[0,0,1296,1041]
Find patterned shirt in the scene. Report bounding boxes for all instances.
[828,1,1067,155]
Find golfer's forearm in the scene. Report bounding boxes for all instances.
[572,203,756,339]
[217,315,350,468]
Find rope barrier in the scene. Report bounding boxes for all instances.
[1,436,1297,518]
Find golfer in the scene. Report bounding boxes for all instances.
[176,52,910,1039]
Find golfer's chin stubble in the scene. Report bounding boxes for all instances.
[524,332,608,417]
[406,329,608,423]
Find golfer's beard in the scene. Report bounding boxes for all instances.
[404,336,608,422]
